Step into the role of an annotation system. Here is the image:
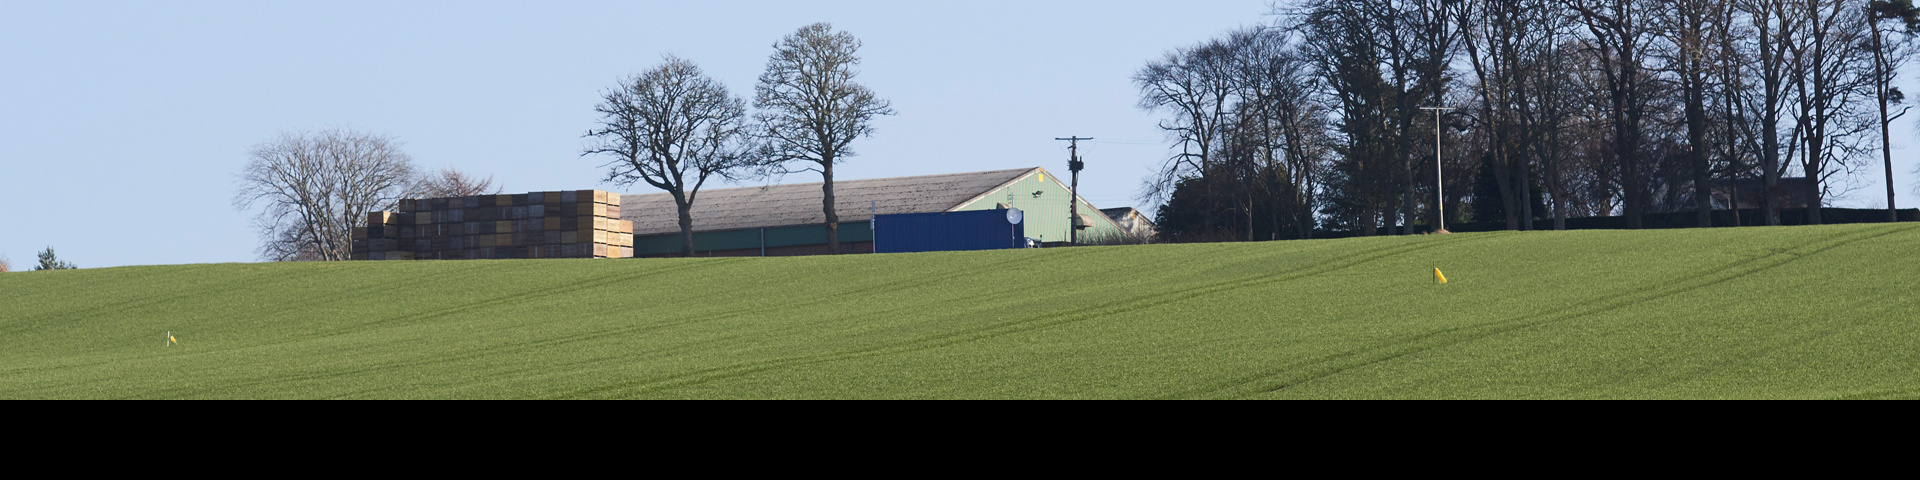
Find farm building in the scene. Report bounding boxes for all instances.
[620,167,1135,257]
[1101,207,1158,241]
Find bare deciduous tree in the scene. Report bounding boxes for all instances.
[1141,24,1335,242]
[1784,0,1876,225]
[1659,0,1727,228]
[413,166,502,198]
[234,128,417,261]
[1740,0,1806,226]
[1141,0,1909,240]
[1464,0,1566,231]
[1572,0,1661,229]
[1867,0,1920,221]
[1234,26,1329,240]
[1913,162,1920,196]
[754,23,894,254]
[1138,33,1241,232]
[587,56,754,257]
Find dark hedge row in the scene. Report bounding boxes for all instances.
[1305,208,1917,239]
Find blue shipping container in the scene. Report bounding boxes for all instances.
[873,209,1025,253]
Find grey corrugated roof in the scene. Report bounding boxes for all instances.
[621,168,1036,235]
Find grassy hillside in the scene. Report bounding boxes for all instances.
[3,223,1917,399]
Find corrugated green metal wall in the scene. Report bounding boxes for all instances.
[634,221,872,256]
[953,170,1126,244]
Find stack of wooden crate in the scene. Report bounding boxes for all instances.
[353,211,411,260]
[351,190,634,260]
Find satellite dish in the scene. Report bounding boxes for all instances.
[1007,207,1024,224]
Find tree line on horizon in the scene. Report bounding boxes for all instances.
[584,22,891,257]
[1139,0,1920,242]
[233,23,888,261]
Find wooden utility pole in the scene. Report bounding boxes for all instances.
[1056,136,1092,244]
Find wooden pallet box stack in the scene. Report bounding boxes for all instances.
[350,211,410,261]
[351,190,634,260]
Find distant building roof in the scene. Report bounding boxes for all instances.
[1100,207,1145,220]
[621,168,1034,235]
[1710,177,1814,209]
[1101,207,1158,240]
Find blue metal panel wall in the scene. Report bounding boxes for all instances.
[873,209,1024,253]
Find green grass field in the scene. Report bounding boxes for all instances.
[3,222,1917,399]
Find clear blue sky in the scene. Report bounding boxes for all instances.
[3,1,1914,268]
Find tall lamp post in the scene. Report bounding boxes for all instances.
[1419,107,1455,233]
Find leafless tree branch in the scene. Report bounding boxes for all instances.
[586,55,754,257]
[413,166,502,198]
[753,23,894,253]
[233,128,417,261]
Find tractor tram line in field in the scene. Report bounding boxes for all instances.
[1184,223,1916,399]
[5,223,1919,399]
[565,234,1481,398]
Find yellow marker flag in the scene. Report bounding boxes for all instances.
[1434,267,1448,284]
[169,335,177,345]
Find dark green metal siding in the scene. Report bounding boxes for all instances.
[634,221,872,256]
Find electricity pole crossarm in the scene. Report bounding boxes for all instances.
[1419,107,1454,233]
[1055,136,1093,244]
